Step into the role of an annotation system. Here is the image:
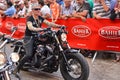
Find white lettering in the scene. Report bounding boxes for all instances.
[100,30,119,36]
[73,28,89,34]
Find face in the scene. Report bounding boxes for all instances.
[32,6,41,16]
[76,0,84,4]
[64,0,72,7]
[47,0,54,4]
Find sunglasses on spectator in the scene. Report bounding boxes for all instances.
[33,8,41,11]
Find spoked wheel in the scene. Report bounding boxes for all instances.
[60,52,89,80]
[67,59,82,78]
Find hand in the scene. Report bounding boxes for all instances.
[61,15,68,20]
[95,15,102,19]
[4,34,11,38]
[80,16,86,22]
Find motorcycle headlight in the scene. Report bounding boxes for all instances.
[61,33,67,41]
[0,52,6,66]
[10,53,19,62]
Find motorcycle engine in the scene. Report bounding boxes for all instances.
[36,45,45,56]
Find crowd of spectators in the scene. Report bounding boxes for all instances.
[0,0,120,62]
[0,0,119,20]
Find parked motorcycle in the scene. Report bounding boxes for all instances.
[13,26,89,80]
[0,27,20,80]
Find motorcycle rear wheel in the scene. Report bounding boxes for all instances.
[60,52,89,80]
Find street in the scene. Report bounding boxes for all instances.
[18,58,120,80]
[0,43,120,80]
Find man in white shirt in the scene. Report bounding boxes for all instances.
[39,0,51,19]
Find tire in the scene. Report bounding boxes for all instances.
[60,52,89,80]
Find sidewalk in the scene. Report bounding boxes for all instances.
[87,58,120,80]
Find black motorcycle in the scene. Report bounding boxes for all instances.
[13,26,89,80]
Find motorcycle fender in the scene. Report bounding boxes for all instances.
[64,49,80,54]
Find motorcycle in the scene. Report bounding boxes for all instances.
[0,27,20,80]
[13,26,89,80]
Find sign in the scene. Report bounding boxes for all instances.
[0,17,120,52]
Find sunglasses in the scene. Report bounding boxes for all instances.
[33,8,41,11]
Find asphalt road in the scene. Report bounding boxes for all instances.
[18,58,120,80]
[0,42,120,80]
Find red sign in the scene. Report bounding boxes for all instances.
[0,17,120,52]
[0,17,26,39]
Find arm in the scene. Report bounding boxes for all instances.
[75,10,89,17]
[54,4,60,22]
[43,19,60,27]
[0,10,4,14]
[93,12,102,19]
[101,0,110,11]
[27,21,43,31]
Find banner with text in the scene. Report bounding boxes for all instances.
[0,17,120,52]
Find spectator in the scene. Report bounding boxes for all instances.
[43,0,50,7]
[110,0,120,20]
[16,0,26,17]
[60,0,74,19]
[0,0,16,17]
[0,0,7,10]
[110,0,120,62]
[24,0,31,17]
[93,0,111,19]
[12,4,21,18]
[71,0,77,8]
[48,0,60,22]
[12,0,20,5]
[86,0,94,18]
[72,0,90,21]
[39,0,51,19]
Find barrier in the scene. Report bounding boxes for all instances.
[0,17,120,51]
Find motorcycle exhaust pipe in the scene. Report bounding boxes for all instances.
[41,55,53,65]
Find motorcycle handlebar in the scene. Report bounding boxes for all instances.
[39,26,66,32]
[0,26,18,49]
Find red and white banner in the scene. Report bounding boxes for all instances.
[0,17,26,38]
[0,17,120,52]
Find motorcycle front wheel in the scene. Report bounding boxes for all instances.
[60,52,89,80]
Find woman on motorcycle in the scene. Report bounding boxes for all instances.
[13,2,62,74]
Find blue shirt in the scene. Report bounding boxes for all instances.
[110,0,117,10]
[4,6,16,16]
[56,0,63,5]
[61,4,74,16]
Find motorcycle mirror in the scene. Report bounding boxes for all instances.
[11,27,18,32]
[61,26,66,29]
